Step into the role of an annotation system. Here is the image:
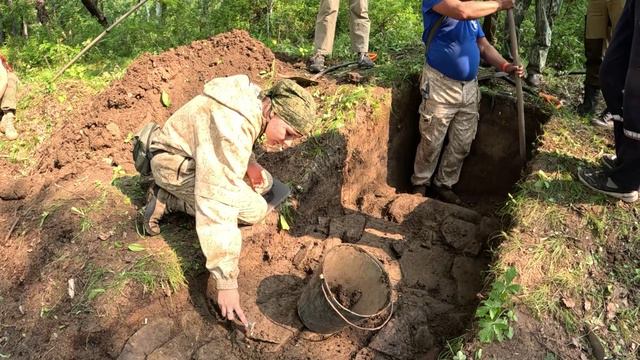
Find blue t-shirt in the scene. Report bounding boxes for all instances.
[422,0,485,81]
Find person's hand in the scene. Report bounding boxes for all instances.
[498,0,515,10]
[502,63,525,77]
[217,288,248,326]
[246,161,264,189]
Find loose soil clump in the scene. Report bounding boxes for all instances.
[332,284,363,309]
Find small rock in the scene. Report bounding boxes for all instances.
[106,123,122,138]
[117,317,175,360]
[329,214,366,243]
[441,216,481,256]
[292,246,309,269]
[98,230,115,241]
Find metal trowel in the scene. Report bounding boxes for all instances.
[263,178,291,211]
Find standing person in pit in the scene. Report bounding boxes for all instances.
[411,0,524,205]
[0,54,19,140]
[308,0,375,73]
[576,0,625,124]
[578,0,640,203]
[141,76,316,325]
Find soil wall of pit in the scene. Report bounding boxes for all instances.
[385,77,550,199]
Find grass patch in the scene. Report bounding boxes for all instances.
[491,104,640,357]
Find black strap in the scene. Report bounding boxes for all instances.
[425,15,447,55]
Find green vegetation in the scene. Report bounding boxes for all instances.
[475,267,521,343]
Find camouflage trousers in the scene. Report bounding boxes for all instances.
[150,151,272,224]
[1,72,18,112]
[314,0,370,55]
[411,65,480,188]
[504,0,564,73]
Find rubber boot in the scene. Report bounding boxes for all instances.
[0,113,18,141]
[577,84,600,116]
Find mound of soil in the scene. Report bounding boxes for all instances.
[36,30,279,179]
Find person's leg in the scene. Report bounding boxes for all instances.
[0,72,18,140]
[433,81,479,192]
[503,0,533,60]
[579,0,607,115]
[610,0,640,191]
[348,0,370,54]
[145,152,197,235]
[314,0,340,56]
[600,0,634,116]
[411,66,458,190]
[527,0,563,80]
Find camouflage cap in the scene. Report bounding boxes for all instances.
[264,79,316,135]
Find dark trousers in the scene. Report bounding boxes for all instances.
[600,0,640,190]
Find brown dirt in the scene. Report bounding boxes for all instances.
[331,285,363,309]
[35,30,282,180]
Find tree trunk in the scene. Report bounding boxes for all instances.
[81,0,109,27]
[35,0,50,25]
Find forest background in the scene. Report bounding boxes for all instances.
[0,0,586,86]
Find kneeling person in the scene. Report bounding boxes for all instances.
[412,0,523,204]
[142,75,315,325]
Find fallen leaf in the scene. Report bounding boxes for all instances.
[67,279,75,299]
[161,90,171,107]
[279,214,290,231]
[606,302,617,318]
[562,297,576,309]
[128,243,145,252]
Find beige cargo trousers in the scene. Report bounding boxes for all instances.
[411,64,480,189]
[314,0,370,55]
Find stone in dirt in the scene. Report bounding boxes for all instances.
[368,305,429,359]
[117,317,175,360]
[329,213,367,243]
[147,333,198,360]
[387,194,481,225]
[441,216,482,256]
[194,337,240,360]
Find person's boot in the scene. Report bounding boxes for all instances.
[577,84,600,116]
[0,113,18,141]
[308,53,326,74]
[144,185,168,236]
[433,184,463,205]
[525,71,543,88]
[357,52,375,69]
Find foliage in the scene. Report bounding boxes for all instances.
[1,0,587,84]
[475,266,522,343]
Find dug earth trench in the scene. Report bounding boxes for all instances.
[0,31,552,359]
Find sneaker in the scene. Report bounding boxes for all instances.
[601,154,618,170]
[308,54,326,74]
[143,185,168,235]
[433,184,462,205]
[577,168,638,203]
[0,113,18,141]
[525,72,543,88]
[357,53,375,69]
[591,111,620,129]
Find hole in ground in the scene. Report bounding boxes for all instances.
[340,78,552,356]
[387,75,551,205]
